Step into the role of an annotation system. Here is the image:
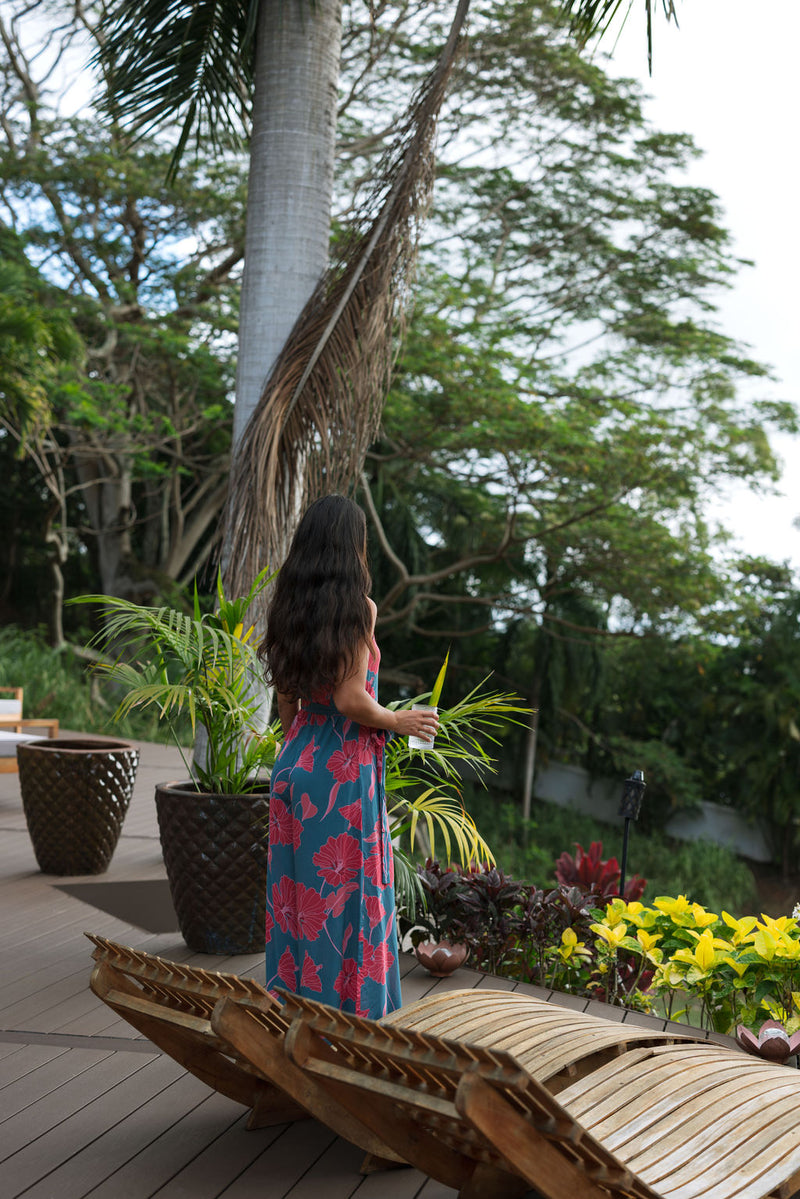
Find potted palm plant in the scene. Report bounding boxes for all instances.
[385,665,531,974]
[73,569,278,954]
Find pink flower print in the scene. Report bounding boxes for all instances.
[333,957,361,1004]
[339,799,362,830]
[361,933,395,983]
[270,778,288,795]
[300,953,323,994]
[277,946,297,990]
[300,793,318,819]
[363,845,384,887]
[326,739,362,784]
[357,727,382,764]
[265,907,274,944]
[323,782,340,817]
[294,882,328,941]
[325,880,358,917]
[270,796,296,846]
[296,739,317,772]
[364,896,385,931]
[313,833,363,886]
[272,876,298,937]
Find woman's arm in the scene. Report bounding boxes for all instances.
[332,631,439,741]
[276,691,300,738]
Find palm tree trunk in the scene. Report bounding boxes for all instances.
[233,0,343,452]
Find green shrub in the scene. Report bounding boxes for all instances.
[0,624,188,744]
[467,793,758,914]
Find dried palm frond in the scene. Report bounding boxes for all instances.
[223,0,471,597]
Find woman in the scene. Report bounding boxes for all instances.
[259,494,439,1018]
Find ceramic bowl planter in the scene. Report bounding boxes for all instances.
[155,780,269,955]
[17,737,139,875]
[414,939,469,977]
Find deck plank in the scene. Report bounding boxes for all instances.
[146,1111,288,1199]
[33,1090,248,1199]
[0,732,737,1199]
[212,1120,339,1198]
[0,1045,112,1120]
[0,1052,174,1188]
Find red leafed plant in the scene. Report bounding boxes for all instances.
[555,841,646,901]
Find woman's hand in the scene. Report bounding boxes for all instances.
[392,707,440,742]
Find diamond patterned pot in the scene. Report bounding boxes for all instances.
[17,738,139,875]
[155,780,269,955]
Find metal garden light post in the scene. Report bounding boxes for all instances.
[618,769,646,898]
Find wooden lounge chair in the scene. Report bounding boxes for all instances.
[87,934,306,1129]
[0,687,58,773]
[88,936,800,1198]
[87,934,402,1164]
[279,989,800,1199]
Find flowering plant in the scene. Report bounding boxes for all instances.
[589,896,800,1035]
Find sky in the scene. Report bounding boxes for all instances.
[600,1,800,570]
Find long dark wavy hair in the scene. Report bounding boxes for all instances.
[259,495,373,700]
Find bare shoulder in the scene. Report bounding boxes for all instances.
[366,596,377,626]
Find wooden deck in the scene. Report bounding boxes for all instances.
[0,734,730,1199]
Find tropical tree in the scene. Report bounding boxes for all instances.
[0,95,245,611]
[1,0,676,603]
[95,0,469,580]
[93,0,663,577]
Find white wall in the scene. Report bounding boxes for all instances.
[535,762,772,863]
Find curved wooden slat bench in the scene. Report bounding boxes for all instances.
[383,987,705,1092]
[87,936,800,1199]
[86,933,305,1131]
[88,934,408,1166]
[279,989,800,1199]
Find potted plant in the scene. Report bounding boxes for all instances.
[385,665,530,974]
[73,569,278,954]
[17,736,140,875]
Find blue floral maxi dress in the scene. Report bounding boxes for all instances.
[264,644,402,1018]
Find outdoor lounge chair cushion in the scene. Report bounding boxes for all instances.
[0,729,40,773]
[0,686,59,736]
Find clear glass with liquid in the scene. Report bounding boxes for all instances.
[408,703,437,751]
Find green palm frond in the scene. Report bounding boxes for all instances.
[69,567,275,792]
[388,790,495,869]
[386,679,530,786]
[559,0,678,70]
[386,679,530,871]
[96,0,259,170]
[391,844,426,918]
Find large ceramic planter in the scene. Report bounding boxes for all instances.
[155,780,269,955]
[17,737,139,875]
